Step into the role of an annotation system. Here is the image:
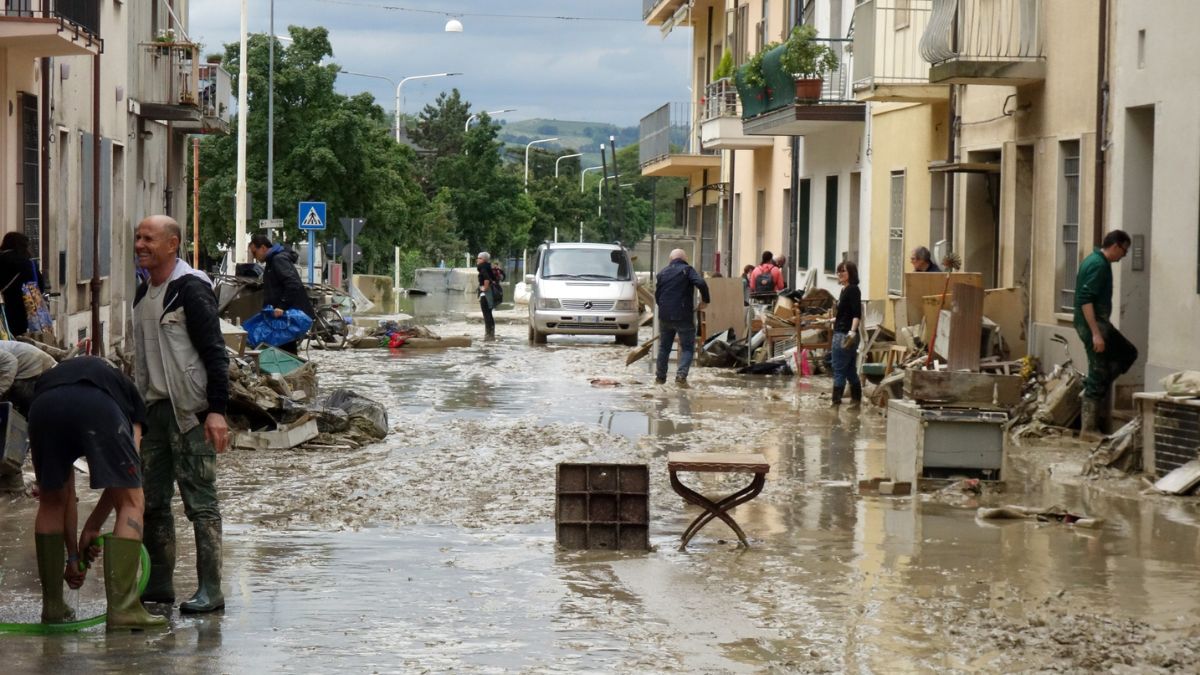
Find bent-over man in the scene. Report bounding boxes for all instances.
[248,233,315,354]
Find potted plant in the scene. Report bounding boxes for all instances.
[713,48,734,81]
[779,25,839,102]
[206,53,223,65]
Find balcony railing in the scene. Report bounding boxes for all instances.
[736,38,858,119]
[642,0,657,19]
[138,42,232,130]
[920,0,1043,65]
[639,102,713,167]
[853,0,935,91]
[2,0,100,35]
[702,79,740,122]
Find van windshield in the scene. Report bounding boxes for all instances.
[540,248,632,281]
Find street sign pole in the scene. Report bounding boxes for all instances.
[308,230,316,283]
[349,224,354,296]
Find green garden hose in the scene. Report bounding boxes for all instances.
[0,534,151,634]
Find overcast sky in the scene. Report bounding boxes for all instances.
[187,0,692,127]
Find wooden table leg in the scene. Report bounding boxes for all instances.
[670,470,767,550]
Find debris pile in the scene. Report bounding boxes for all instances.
[346,320,471,350]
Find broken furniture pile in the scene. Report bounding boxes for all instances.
[695,280,836,374]
[1126,370,1200,495]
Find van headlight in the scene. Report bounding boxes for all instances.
[614,299,635,311]
[537,297,561,309]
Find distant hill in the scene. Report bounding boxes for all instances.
[497,119,639,167]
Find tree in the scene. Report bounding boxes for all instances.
[196,26,428,273]
[412,89,472,156]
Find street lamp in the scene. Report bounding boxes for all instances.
[464,108,516,132]
[524,137,559,191]
[579,165,602,192]
[267,34,293,225]
[555,153,583,178]
[340,71,461,142]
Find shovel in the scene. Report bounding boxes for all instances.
[625,334,660,366]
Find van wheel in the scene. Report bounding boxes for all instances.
[529,323,547,344]
[617,333,639,347]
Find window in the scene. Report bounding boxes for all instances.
[797,179,811,267]
[888,171,906,295]
[761,0,770,46]
[737,5,750,63]
[895,0,911,30]
[1058,141,1082,312]
[755,189,766,256]
[824,175,839,273]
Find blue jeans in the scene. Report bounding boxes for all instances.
[656,319,697,381]
[831,331,860,391]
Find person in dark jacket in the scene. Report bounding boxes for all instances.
[831,260,863,406]
[249,233,315,354]
[1074,229,1136,434]
[654,249,710,388]
[910,246,941,273]
[0,232,47,337]
[133,215,230,614]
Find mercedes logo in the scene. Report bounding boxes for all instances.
[583,301,593,310]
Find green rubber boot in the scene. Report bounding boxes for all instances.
[179,521,225,614]
[104,536,168,631]
[140,516,175,604]
[35,533,75,624]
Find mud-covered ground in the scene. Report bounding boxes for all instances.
[2,300,1200,672]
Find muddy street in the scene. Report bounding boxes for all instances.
[3,302,1200,672]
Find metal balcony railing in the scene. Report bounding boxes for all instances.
[642,0,658,19]
[702,79,741,121]
[809,38,858,104]
[920,0,1043,65]
[2,0,100,35]
[139,42,231,124]
[853,0,935,91]
[639,102,713,167]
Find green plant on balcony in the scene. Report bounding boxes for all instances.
[740,41,780,89]
[713,48,734,81]
[778,25,839,101]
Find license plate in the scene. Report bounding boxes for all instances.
[580,315,601,323]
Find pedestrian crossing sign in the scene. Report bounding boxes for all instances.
[298,201,326,231]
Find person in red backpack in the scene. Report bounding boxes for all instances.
[749,251,784,298]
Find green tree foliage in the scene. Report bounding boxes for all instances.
[411,89,472,157]
[196,26,427,272]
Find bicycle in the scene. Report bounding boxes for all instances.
[303,283,353,351]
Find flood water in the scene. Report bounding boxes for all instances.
[2,296,1199,672]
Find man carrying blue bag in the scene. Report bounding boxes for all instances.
[249,234,316,354]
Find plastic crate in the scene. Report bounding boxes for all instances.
[555,463,649,551]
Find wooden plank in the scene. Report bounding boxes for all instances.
[903,370,1023,408]
[903,272,982,330]
[982,287,1027,359]
[699,277,746,341]
[668,452,770,473]
[948,283,985,371]
[1152,459,1200,495]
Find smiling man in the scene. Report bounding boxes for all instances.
[132,215,230,614]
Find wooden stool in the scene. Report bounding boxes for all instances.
[667,452,770,550]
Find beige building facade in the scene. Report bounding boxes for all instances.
[1,0,225,352]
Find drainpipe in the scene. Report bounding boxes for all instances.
[727,150,736,276]
[91,52,102,354]
[1092,0,1109,246]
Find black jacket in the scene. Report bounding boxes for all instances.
[655,259,710,323]
[263,246,315,317]
[34,355,148,429]
[0,251,45,336]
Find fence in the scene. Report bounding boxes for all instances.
[2,0,100,35]
[639,102,709,167]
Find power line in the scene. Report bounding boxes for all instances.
[306,0,640,23]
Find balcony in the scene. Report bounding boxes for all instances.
[639,102,719,178]
[133,42,231,135]
[642,0,692,29]
[0,0,101,56]
[852,0,949,102]
[737,39,866,138]
[920,0,1045,85]
[699,79,774,151]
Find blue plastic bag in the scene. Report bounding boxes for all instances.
[243,307,314,347]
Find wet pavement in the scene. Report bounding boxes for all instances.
[2,295,1200,672]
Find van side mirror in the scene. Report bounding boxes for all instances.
[524,274,535,284]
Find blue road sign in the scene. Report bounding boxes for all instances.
[298,201,327,231]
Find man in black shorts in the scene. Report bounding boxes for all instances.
[29,356,166,630]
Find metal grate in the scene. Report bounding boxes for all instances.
[1153,402,1200,478]
[560,299,615,311]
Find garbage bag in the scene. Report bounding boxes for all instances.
[243,307,314,347]
[324,388,388,439]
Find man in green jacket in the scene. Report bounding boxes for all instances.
[1073,229,1138,434]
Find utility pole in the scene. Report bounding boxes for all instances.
[608,136,628,239]
[234,0,249,263]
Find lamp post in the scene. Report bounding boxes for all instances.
[464,108,515,132]
[555,153,582,178]
[580,165,602,192]
[397,72,461,141]
[524,137,559,191]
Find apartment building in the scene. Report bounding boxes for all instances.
[640,0,870,295]
[0,0,227,352]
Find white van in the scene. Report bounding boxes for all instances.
[527,242,640,345]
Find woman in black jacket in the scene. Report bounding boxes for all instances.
[0,232,46,337]
[831,260,862,406]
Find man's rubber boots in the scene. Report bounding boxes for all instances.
[1080,397,1099,435]
[35,533,75,623]
[849,382,863,405]
[831,384,844,406]
[104,536,167,630]
[140,516,175,604]
[180,521,225,614]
